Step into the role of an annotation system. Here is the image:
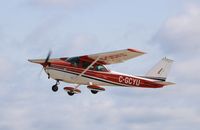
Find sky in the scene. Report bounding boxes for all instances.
[0,0,200,130]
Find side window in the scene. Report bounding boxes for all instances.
[95,65,107,71]
[82,61,90,68]
[82,61,94,70]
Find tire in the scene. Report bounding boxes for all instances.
[91,90,98,94]
[68,91,74,96]
[52,85,58,92]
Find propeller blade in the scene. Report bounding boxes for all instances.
[45,50,52,64]
[39,67,44,77]
[34,50,52,79]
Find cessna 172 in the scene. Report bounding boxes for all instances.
[28,48,175,96]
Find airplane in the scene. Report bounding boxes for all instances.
[28,48,175,96]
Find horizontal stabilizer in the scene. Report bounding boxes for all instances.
[155,81,176,86]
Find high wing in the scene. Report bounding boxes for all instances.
[29,48,145,65]
[28,58,61,64]
[78,48,145,65]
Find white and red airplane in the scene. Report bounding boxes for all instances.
[28,48,175,96]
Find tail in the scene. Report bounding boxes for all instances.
[145,57,174,81]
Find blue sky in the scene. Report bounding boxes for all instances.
[1,0,200,130]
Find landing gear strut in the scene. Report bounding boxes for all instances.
[48,73,50,79]
[52,80,59,92]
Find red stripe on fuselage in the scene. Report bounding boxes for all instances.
[50,63,163,88]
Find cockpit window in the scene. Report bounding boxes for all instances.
[82,61,95,70]
[67,57,80,67]
[67,57,108,72]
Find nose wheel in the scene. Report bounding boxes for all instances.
[52,80,60,92]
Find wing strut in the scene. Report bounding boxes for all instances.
[73,56,101,90]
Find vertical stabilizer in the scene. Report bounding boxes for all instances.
[145,57,174,81]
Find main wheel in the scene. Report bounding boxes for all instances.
[52,85,58,92]
[91,90,98,94]
[68,91,75,96]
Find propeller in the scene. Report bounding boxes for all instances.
[38,50,52,78]
[45,50,52,64]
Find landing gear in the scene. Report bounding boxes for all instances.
[64,87,81,96]
[87,85,105,95]
[52,85,58,92]
[52,80,60,92]
[91,90,98,94]
[67,91,75,96]
[48,73,50,79]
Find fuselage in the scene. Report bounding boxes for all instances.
[28,48,175,96]
[45,60,163,88]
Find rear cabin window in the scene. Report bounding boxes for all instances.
[95,65,107,72]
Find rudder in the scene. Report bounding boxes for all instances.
[145,57,174,81]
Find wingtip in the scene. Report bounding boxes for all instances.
[28,59,33,63]
[128,48,146,54]
[162,57,174,62]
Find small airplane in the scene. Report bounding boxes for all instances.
[28,48,175,96]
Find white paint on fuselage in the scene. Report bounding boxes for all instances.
[45,68,115,86]
[44,66,157,88]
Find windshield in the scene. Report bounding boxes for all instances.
[67,57,80,67]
